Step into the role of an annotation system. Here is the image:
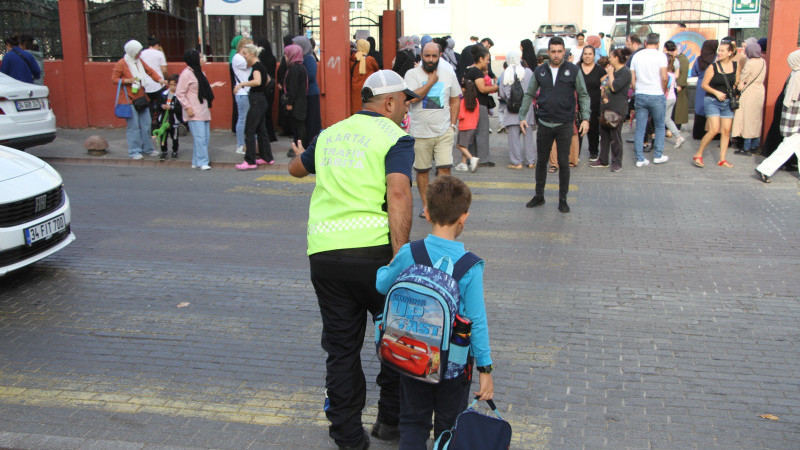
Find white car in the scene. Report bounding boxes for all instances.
[533,23,581,61]
[0,145,74,276]
[0,72,56,149]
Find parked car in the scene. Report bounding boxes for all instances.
[533,23,582,60]
[609,21,653,53]
[0,145,75,276]
[0,73,56,149]
[380,335,439,377]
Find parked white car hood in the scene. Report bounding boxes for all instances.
[0,146,62,204]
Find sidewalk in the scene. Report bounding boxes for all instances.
[24,119,797,187]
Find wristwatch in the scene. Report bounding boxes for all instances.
[477,364,494,374]
[450,123,458,130]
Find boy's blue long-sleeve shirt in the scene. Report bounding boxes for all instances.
[376,234,492,367]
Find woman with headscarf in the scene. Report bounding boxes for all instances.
[412,35,422,60]
[366,36,382,69]
[520,39,537,71]
[731,41,767,155]
[282,44,308,150]
[277,34,295,141]
[176,49,225,170]
[349,39,379,115]
[392,36,416,78]
[691,39,719,140]
[442,38,458,71]
[755,49,800,183]
[292,36,321,146]
[112,40,164,159]
[257,38,278,142]
[498,49,536,169]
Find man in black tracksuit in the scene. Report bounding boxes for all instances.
[518,37,590,213]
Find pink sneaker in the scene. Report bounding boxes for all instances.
[235,162,258,170]
[255,158,267,165]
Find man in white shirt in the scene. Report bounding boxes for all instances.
[139,36,168,126]
[404,42,461,218]
[630,33,669,166]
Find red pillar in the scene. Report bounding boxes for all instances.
[381,10,401,70]
[319,0,351,127]
[58,0,90,128]
[763,0,800,139]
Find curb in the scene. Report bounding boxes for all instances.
[38,156,291,171]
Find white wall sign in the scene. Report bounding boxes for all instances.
[729,0,760,29]
[205,0,264,16]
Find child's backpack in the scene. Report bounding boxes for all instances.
[505,73,525,114]
[434,398,512,450]
[375,240,481,384]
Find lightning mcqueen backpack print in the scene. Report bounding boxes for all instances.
[375,240,482,383]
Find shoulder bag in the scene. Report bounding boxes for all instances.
[114,79,133,119]
[717,62,739,111]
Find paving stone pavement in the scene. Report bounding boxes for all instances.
[2,120,799,449]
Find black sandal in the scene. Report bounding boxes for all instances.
[757,170,771,183]
[548,166,558,173]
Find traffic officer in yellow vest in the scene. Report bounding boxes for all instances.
[289,70,418,450]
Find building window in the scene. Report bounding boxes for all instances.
[603,4,615,16]
[427,0,447,5]
[632,4,644,15]
[350,1,363,10]
[616,4,630,16]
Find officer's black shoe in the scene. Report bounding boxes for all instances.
[526,195,545,208]
[558,199,570,213]
[371,421,400,441]
[171,151,178,159]
[338,429,370,450]
[159,151,167,161]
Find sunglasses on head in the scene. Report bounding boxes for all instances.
[720,37,734,44]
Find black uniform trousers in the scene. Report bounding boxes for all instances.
[535,122,574,200]
[309,245,400,447]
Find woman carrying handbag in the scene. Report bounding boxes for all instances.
[111,40,165,160]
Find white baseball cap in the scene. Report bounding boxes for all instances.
[361,70,420,102]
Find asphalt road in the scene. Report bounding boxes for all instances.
[1,142,799,449]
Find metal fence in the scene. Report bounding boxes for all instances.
[0,0,62,59]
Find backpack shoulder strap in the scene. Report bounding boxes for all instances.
[452,252,482,281]
[410,240,432,267]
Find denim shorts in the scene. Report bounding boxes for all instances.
[703,96,734,119]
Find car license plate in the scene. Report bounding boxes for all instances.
[15,99,42,112]
[24,215,66,246]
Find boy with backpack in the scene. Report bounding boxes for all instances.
[375,176,494,449]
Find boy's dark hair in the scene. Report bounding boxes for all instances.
[426,176,471,226]
[628,34,641,45]
[5,35,19,47]
[147,35,160,47]
[599,32,605,38]
[480,37,494,47]
[167,74,179,83]
[577,33,585,38]
[549,36,565,49]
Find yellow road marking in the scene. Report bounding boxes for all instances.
[254,174,576,191]
[148,218,305,229]
[467,230,574,244]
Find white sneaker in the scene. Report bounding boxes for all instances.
[200,165,211,170]
[235,146,245,154]
[130,154,143,160]
[674,136,685,148]
[469,157,479,172]
[635,159,650,168]
[654,155,669,164]
[454,163,468,171]
[191,165,198,169]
